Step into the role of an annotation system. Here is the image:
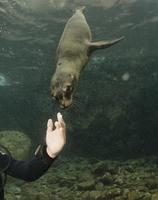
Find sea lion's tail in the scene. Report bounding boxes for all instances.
[74,6,85,13]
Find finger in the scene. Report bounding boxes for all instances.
[62,127,66,142]
[55,121,60,129]
[47,119,53,132]
[60,123,66,140]
[57,112,62,121]
[57,112,65,128]
[57,126,66,144]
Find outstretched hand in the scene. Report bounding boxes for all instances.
[46,113,66,158]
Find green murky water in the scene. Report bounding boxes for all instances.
[1,1,158,199]
[1,0,158,158]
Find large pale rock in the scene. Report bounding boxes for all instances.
[0,130,31,159]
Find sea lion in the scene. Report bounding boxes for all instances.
[51,7,124,109]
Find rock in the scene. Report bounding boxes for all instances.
[89,190,103,200]
[95,182,104,191]
[152,193,158,200]
[145,179,158,189]
[79,170,94,182]
[82,191,90,199]
[101,188,122,199]
[92,161,118,176]
[114,176,124,185]
[127,190,144,200]
[91,161,107,176]
[0,130,31,159]
[77,180,95,191]
[109,188,121,197]
[123,188,130,199]
[98,172,113,185]
[143,193,151,200]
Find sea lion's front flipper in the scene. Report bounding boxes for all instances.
[88,36,124,52]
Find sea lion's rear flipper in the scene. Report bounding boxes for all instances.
[88,36,124,52]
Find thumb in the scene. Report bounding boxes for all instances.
[47,119,53,132]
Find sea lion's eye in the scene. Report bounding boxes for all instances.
[58,62,62,66]
[52,94,62,101]
[52,95,58,101]
[52,96,56,101]
[69,74,74,80]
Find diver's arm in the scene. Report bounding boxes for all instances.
[4,146,55,181]
[4,113,66,181]
[4,148,53,181]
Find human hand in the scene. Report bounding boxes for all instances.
[46,113,66,158]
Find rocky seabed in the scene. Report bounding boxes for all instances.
[5,156,158,200]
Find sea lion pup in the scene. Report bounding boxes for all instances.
[51,7,124,109]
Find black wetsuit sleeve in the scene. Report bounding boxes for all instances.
[3,147,55,182]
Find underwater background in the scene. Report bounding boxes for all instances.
[0,0,158,199]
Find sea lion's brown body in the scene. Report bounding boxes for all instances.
[51,8,124,108]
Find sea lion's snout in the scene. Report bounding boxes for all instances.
[51,83,74,109]
[59,99,73,109]
[51,73,76,109]
[51,92,73,109]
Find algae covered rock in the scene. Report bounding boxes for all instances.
[128,190,145,200]
[145,178,158,189]
[89,190,103,200]
[0,130,31,159]
[152,193,158,200]
[98,172,114,185]
[95,182,104,191]
[77,179,96,191]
